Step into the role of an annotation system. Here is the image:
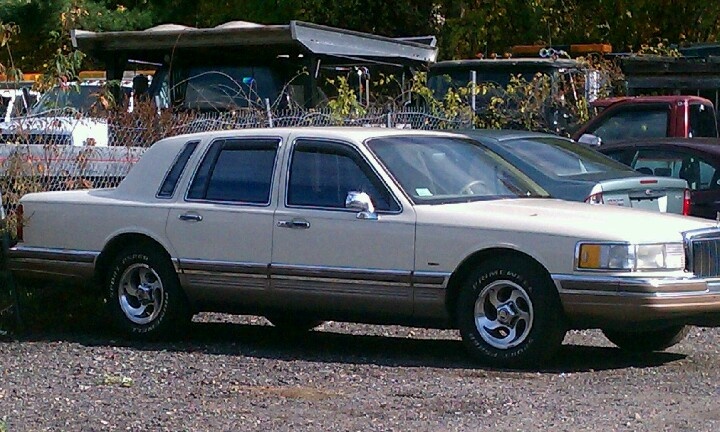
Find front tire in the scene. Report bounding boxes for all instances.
[602,325,689,352]
[457,258,566,368]
[106,246,190,338]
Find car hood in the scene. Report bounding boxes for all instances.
[413,197,715,243]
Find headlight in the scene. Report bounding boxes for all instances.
[577,242,685,271]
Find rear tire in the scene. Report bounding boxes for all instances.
[106,246,190,339]
[602,325,689,352]
[456,257,566,368]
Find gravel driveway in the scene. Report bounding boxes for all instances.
[1,292,720,432]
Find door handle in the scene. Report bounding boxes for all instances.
[178,213,203,222]
[277,219,311,229]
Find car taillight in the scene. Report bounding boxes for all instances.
[682,189,691,216]
[585,192,604,205]
[15,204,23,241]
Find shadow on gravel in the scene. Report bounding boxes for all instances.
[2,286,686,373]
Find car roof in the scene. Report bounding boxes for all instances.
[458,129,570,142]
[156,126,466,146]
[591,95,714,108]
[603,138,720,155]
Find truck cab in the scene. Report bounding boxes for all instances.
[574,95,719,146]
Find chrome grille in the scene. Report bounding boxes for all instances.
[688,236,720,278]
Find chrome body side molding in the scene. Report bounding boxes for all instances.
[8,246,99,281]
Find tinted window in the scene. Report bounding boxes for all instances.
[367,136,547,203]
[495,137,632,177]
[633,149,718,190]
[590,108,669,144]
[158,141,199,198]
[287,140,398,211]
[602,148,636,166]
[188,139,279,203]
[689,104,718,138]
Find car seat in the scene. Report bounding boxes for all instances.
[654,167,672,177]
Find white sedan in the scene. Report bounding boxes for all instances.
[8,128,720,367]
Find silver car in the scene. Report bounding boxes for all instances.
[462,130,691,214]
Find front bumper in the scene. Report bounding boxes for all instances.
[553,274,720,326]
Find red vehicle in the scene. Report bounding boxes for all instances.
[573,96,718,145]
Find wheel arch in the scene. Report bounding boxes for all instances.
[444,247,559,325]
[94,232,175,287]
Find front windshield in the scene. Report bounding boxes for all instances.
[428,70,537,98]
[30,84,130,115]
[494,137,632,177]
[366,136,548,203]
[169,66,285,111]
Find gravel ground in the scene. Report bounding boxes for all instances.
[1,300,720,431]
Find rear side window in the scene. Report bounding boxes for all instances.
[633,149,719,190]
[188,138,279,204]
[689,104,718,138]
[602,148,636,166]
[496,138,631,176]
[157,141,199,198]
[589,108,669,144]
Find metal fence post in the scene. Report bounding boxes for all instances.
[265,98,274,128]
[470,70,477,129]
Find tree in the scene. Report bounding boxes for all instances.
[1,0,720,72]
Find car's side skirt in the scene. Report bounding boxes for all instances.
[8,246,98,282]
[181,260,450,319]
[7,247,452,322]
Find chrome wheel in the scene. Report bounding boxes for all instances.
[117,263,164,325]
[474,280,534,350]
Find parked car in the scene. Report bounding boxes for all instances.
[0,87,39,122]
[461,130,690,214]
[574,96,718,146]
[0,80,133,147]
[8,128,720,368]
[600,138,720,219]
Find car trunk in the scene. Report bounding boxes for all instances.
[600,178,687,213]
[560,172,688,214]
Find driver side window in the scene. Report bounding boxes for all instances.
[286,140,399,212]
[590,108,669,144]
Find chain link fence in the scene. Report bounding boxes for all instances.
[0,107,472,220]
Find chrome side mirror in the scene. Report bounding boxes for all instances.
[577,133,602,147]
[345,191,377,220]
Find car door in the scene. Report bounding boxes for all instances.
[165,137,282,310]
[270,137,416,318]
[631,146,720,219]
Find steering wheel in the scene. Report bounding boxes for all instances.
[459,180,486,195]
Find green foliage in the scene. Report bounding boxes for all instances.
[636,39,683,57]
[0,0,719,71]
[326,76,367,119]
[436,1,720,59]
[0,22,22,81]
